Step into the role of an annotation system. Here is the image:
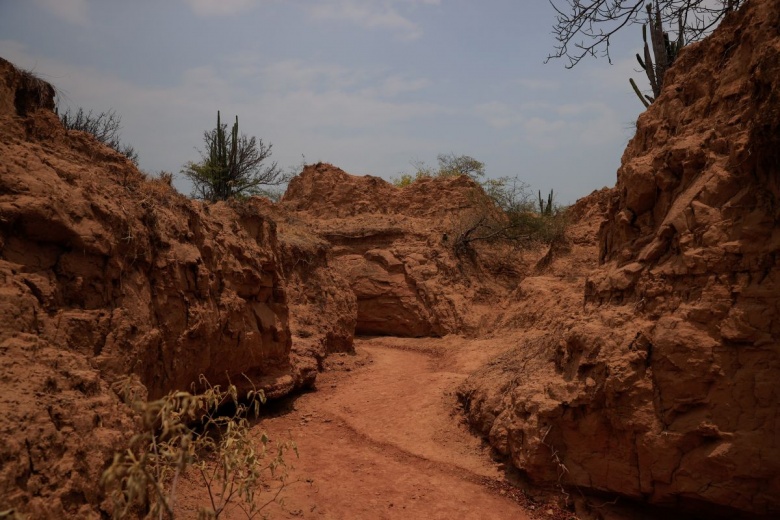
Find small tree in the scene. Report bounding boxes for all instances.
[436,153,485,180]
[393,153,485,186]
[59,107,139,165]
[182,112,289,202]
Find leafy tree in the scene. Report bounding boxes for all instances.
[59,107,139,165]
[182,111,289,202]
[547,0,743,68]
[393,153,485,186]
[435,153,486,179]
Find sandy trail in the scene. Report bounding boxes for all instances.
[241,337,531,519]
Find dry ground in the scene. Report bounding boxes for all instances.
[175,336,573,519]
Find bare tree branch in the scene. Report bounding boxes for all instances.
[546,0,744,68]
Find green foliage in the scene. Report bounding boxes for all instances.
[103,375,295,519]
[392,154,484,186]
[435,153,485,179]
[392,173,415,187]
[630,1,686,108]
[182,111,290,202]
[59,107,139,165]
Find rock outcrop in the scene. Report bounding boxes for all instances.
[0,57,297,517]
[264,199,358,383]
[0,56,525,516]
[459,1,780,518]
[281,163,521,338]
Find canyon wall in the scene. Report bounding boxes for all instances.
[0,57,300,517]
[460,1,780,517]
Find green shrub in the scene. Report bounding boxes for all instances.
[181,111,290,202]
[393,154,484,186]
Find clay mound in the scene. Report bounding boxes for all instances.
[282,161,483,219]
[460,1,780,518]
[0,57,305,517]
[257,197,358,382]
[281,163,530,338]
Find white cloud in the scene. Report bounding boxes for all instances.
[360,75,431,98]
[251,60,442,128]
[472,96,624,153]
[225,58,433,100]
[304,0,431,40]
[182,0,257,17]
[511,78,560,91]
[525,102,624,151]
[259,60,371,93]
[586,56,644,96]
[32,0,89,25]
[260,89,444,130]
[473,101,522,129]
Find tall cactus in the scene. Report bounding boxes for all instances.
[630,1,685,108]
[538,189,554,216]
[205,111,242,200]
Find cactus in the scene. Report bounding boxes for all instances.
[538,189,554,216]
[630,1,685,108]
[204,111,243,199]
[630,77,651,108]
[545,189,554,216]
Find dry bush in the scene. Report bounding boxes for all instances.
[59,107,139,165]
[452,182,568,259]
[15,68,56,116]
[103,375,296,520]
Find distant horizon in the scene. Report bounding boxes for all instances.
[0,0,648,205]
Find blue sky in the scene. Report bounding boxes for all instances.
[0,0,645,204]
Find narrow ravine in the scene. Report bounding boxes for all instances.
[242,337,533,519]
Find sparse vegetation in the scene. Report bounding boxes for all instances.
[453,193,568,258]
[59,107,139,165]
[182,111,290,202]
[392,153,485,186]
[547,0,742,68]
[16,68,56,116]
[630,2,686,108]
[394,154,567,258]
[103,375,295,520]
[538,189,555,216]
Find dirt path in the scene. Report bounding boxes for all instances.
[251,337,532,519]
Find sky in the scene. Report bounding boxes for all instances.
[0,0,647,204]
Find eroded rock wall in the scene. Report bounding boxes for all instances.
[0,57,296,517]
[281,163,513,337]
[460,2,780,517]
[266,201,358,384]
